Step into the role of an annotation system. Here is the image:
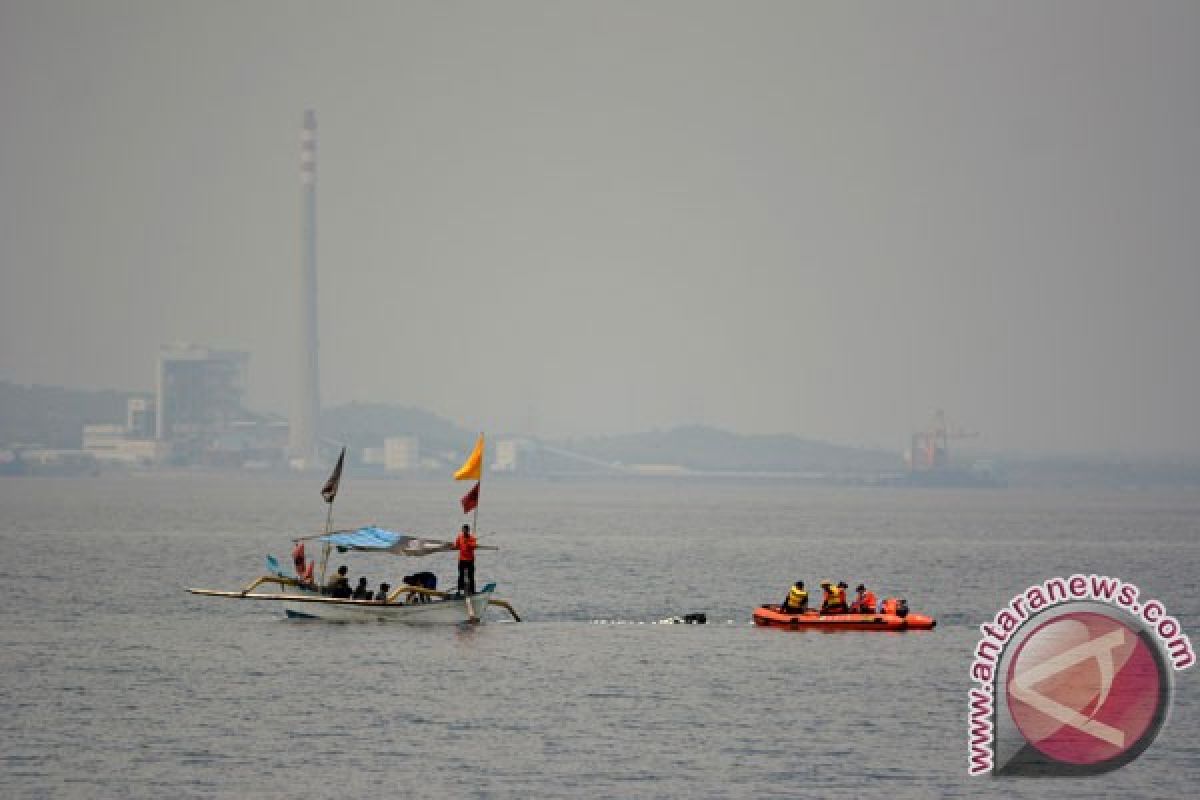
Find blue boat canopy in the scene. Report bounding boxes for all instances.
[318,526,455,557]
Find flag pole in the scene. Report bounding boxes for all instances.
[318,446,346,587]
[472,432,484,535]
[318,499,333,585]
[453,434,484,615]
[468,432,483,619]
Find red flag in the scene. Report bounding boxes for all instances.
[461,481,480,514]
[321,446,346,504]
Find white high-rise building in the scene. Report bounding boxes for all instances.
[384,436,420,472]
[494,439,521,472]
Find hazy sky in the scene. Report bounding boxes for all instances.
[1,1,1197,455]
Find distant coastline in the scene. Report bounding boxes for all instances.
[2,380,1197,487]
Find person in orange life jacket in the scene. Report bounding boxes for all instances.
[850,583,878,613]
[881,597,899,615]
[781,581,809,614]
[455,523,478,595]
[820,580,849,614]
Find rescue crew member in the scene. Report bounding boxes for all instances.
[455,523,478,595]
[820,579,848,614]
[881,597,899,615]
[781,581,809,614]
[851,583,878,614]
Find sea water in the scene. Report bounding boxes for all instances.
[1,476,1197,798]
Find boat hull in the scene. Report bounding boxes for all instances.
[282,589,492,623]
[752,605,935,630]
[188,587,494,624]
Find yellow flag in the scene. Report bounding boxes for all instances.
[454,434,484,481]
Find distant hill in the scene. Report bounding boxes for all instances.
[319,402,475,458]
[314,411,897,474]
[0,381,131,449]
[560,425,897,473]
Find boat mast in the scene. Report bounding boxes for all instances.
[318,446,346,586]
[473,433,484,536]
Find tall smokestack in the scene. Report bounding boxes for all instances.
[290,109,320,468]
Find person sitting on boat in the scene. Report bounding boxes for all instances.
[820,580,849,614]
[780,581,809,614]
[352,576,370,600]
[881,597,899,615]
[376,582,391,603]
[455,523,478,595]
[326,565,352,598]
[850,583,878,614]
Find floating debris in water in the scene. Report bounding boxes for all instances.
[591,614,743,626]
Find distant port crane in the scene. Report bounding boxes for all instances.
[908,409,978,472]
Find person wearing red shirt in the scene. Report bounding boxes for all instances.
[455,523,478,595]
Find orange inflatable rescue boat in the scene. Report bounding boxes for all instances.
[752,605,935,630]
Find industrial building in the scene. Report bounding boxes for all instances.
[156,344,249,442]
[80,395,167,465]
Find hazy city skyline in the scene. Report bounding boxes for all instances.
[1,2,1197,455]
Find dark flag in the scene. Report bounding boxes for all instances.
[461,481,480,514]
[321,446,346,504]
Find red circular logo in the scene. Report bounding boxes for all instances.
[1005,611,1163,765]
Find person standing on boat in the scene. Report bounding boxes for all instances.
[780,581,809,614]
[455,523,478,595]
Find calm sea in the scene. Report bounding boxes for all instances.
[1,476,1197,798]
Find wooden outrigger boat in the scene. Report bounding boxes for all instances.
[188,526,521,624]
[190,440,520,625]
